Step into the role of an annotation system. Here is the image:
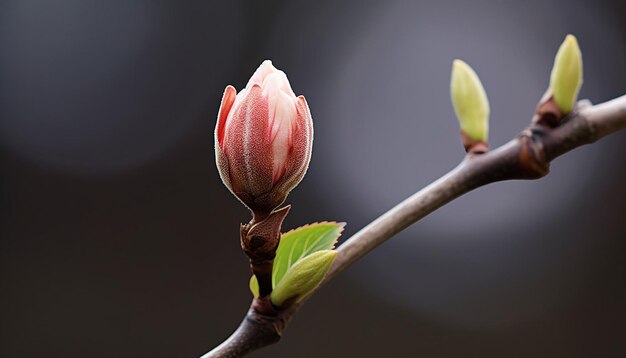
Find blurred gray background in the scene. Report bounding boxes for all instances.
[1,0,625,357]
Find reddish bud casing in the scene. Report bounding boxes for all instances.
[215,60,313,216]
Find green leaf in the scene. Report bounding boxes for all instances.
[272,222,344,287]
[249,274,259,298]
[248,222,344,297]
[270,250,337,306]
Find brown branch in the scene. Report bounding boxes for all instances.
[202,94,626,358]
[204,297,291,357]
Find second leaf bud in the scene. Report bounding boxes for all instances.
[549,34,583,114]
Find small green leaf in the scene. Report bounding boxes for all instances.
[272,222,344,287]
[248,222,344,297]
[249,274,259,298]
[450,59,490,142]
[550,34,583,114]
[270,250,337,306]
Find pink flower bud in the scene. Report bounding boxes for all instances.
[215,60,313,215]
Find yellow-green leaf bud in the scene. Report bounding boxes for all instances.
[450,59,490,143]
[549,34,583,114]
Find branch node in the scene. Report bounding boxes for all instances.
[249,296,290,339]
[517,128,550,179]
[461,130,489,154]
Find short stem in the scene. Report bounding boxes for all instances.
[241,206,292,297]
[250,260,273,297]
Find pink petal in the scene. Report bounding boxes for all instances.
[224,85,274,196]
[215,85,237,148]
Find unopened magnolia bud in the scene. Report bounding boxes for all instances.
[549,34,583,114]
[450,59,490,144]
[215,60,314,216]
[270,250,337,306]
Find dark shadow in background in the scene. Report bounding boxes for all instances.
[0,1,625,357]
